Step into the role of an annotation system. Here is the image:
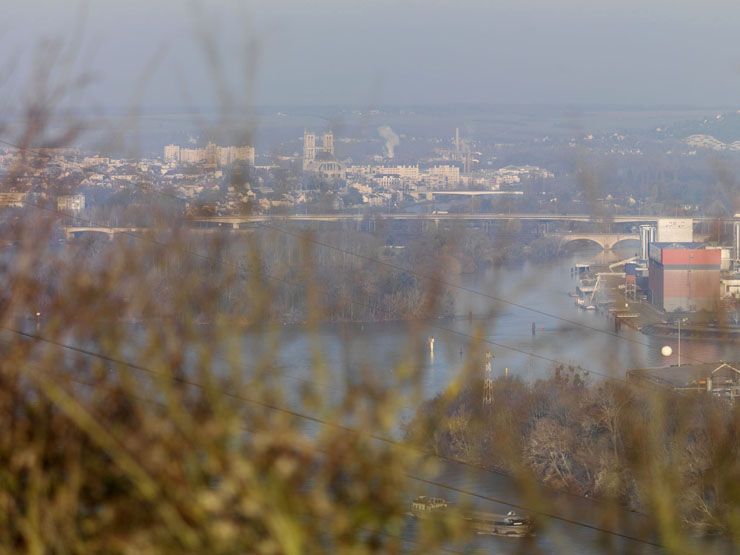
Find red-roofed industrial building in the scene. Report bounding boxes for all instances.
[648,243,721,312]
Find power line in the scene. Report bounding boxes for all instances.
[15,195,651,381]
[2,276,652,517]
[258,220,699,363]
[1,317,644,512]
[408,476,661,549]
[45,198,718,371]
[0,323,648,515]
[0,146,711,521]
[3,331,662,550]
[13,190,715,385]
[0,357,469,553]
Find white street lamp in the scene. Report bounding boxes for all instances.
[677,317,688,367]
[678,319,681,366]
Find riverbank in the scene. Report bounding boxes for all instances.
[407,369,739,539]
[597,281,740,343]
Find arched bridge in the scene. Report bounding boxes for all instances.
[550,232,640,251]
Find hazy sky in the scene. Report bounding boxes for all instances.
[3,0,740,110]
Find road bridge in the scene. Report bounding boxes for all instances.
[63,226,230,240]
[549,232,640,251]
[191,212,681,227]
[425,190,524,197]
[64,214,736,238]
[64,226,146,240]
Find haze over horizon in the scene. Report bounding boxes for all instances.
[3,0,740,112]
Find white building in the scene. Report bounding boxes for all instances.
[163,145,181,162]
[219,146,255,166]
[423,165,461,188]
[57,194,86,213]
[376,165,420,179]
[656,218,693,243]
[0,192,27,207]
[163,143,255,166]
[721,277,740,300]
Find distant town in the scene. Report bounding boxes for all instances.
[0,127,555,217]
[0,117,738,340]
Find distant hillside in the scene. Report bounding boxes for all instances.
[666,111,740,143]
[684,133,740,151]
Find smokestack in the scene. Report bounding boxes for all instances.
[455,128,460,152]
[378,126,400,159]
[639,225,656,261]
[734,221,740,261]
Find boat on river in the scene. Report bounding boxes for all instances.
[465,510,535,537]
[409,497,535,538]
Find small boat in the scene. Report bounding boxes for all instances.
[466,510,535,537]
[585,304,596,311]
[409,498,534,538]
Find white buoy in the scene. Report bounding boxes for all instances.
[661,345,673,357]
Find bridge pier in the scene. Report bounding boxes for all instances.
[421,219,440,234]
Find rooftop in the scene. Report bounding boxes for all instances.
[652,242,707,250]
[627,361,740,389]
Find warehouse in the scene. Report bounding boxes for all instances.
[648,243,721,312]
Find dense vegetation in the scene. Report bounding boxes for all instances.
[407,365,740,541]
[55,227,456,325]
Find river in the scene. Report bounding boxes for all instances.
[257,246,736,402]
